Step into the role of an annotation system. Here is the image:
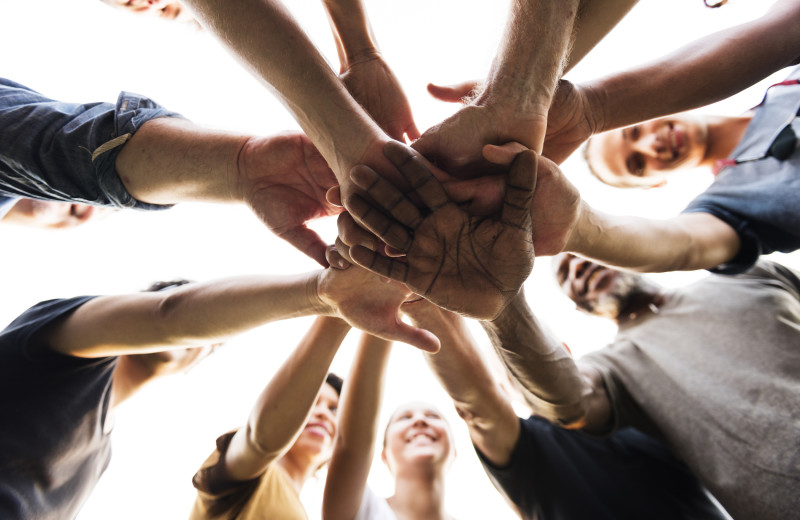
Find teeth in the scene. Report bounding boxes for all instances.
[585,269,601,290]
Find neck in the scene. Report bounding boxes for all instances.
[701,114,752,165]
[388,467,450,520]
[277,452,318,493]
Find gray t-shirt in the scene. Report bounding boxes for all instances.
[582,261,800,520]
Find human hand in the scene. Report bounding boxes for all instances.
[341,53,420,142]
[316,260,440,353]
[414,82,547,179]
[483,142,582,256]
[341,141,536,320]
[238,133,343,267]
[541,80,598,164]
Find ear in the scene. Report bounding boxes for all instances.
[644,181,667,189]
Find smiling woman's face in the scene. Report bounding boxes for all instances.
[586,114,709,188]
[382,402,454,474]
[100,0,193,22]
[287,383,340,462]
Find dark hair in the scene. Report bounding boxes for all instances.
[325,373,343,396]
[142,279,194,293]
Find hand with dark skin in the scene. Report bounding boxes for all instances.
[482,142,582,256]
[340,141,536,320]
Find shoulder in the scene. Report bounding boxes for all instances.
[0,296,98,362]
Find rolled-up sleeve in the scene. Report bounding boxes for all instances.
[0,77,184,210]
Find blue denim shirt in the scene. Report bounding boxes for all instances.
[683,66,800,274]
[0,78,184,210]
[0,194,17,219]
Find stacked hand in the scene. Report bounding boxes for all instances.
[316,256,440,353]
[338,141,537,320]
[238,132,342,267]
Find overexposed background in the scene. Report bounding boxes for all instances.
[0,0,797,518]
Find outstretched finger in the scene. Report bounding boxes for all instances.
[349,164,424,230]
[337,212,381,252]
[405,121,421,142]
[281,226,330,267]
[382,141,450,211]
[350,244,410,284]
[345,193,414,252]
[383,320,441,353]
[501,150,538,230]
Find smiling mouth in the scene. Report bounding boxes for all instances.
[582,265,606,296]
[666,122,684,160]
[305,422,333,437]
[407,432,437,443]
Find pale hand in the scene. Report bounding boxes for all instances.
[317,261,440,353]
[542,80,598,165]
[341,54,420,142]
[239,133,342,266]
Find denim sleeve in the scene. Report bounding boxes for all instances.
[0,77,185,210]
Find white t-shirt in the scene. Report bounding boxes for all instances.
[354,487,397,520]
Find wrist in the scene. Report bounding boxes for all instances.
[342,48,381,72]
[564,200,597,255]
[485,286,527,326]
[308,271,336,316]
[579,81,607,135]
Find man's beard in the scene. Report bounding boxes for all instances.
[584,270,643,320]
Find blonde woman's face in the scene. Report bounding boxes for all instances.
[383,402,454,473]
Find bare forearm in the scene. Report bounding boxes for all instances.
[53,272,330,357]
[564,0,638,72]
[182,0,384,179]
[587,1,800,132]
[116,117,248,205]
[405,303,520,466]
[478,0,581,131]
[323,0,377,70]
[323,335,391,520]
[229,317,351,480]
[411,306,502,417]
[566,204,741,272]
[480,290,586,427]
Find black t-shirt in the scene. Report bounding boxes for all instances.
[0,296,117,520]
[476,416,726,520]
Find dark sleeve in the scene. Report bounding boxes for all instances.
[0,77,183,210]
[474,416,727,520]
[682,204,762,275]
[0,296,100,381]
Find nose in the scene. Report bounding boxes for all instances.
[411,413,429,427]
[632,132,664,158]
[313,403,334,423]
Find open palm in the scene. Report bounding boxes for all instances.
[344,142,536,320]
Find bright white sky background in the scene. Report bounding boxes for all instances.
[0,1,797,518]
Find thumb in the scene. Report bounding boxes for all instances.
[280,226,330,267]
[384,320,441,353]
[483,142,529,166]
[427,81,480,104]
